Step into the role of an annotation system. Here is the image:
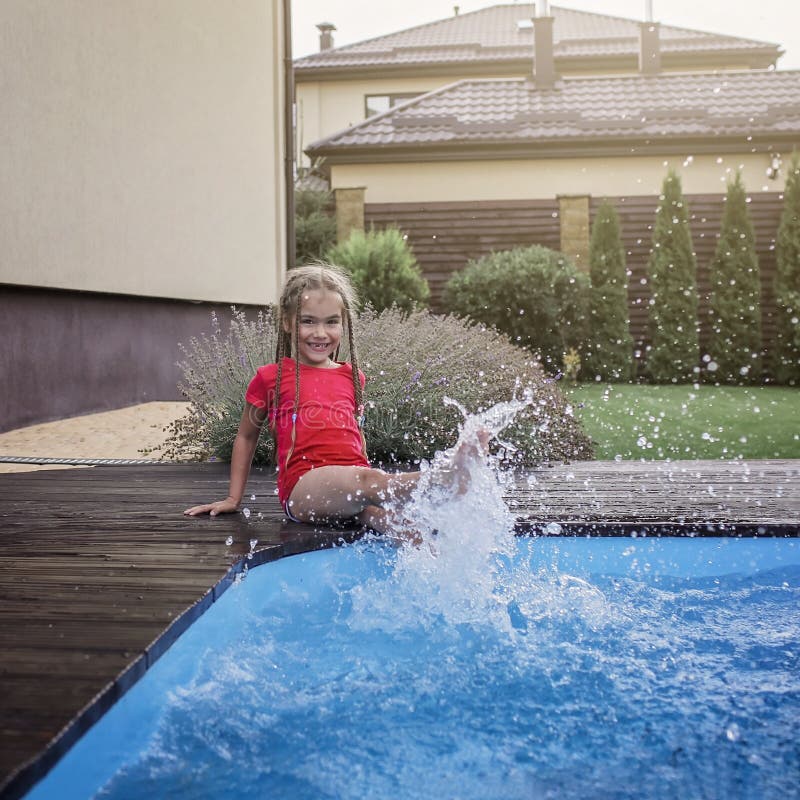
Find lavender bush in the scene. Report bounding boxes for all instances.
[355,307,593,465]
[157,308,278,464]
[158,307,593,466]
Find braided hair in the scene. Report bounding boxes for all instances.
[272,263,366,470]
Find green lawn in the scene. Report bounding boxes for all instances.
[565,384,800,460]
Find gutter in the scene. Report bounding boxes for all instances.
[294,48,783,83]
[283,0,295,270]
[308,134,800,166]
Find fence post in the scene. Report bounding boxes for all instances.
[558,194,590,270]
[334,187,366,244]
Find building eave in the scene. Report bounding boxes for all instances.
[308,134,795,167]
[294,47,782,83]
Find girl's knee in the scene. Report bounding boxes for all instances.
[355,466,390,494]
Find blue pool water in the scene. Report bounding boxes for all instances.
[28,535,800,800]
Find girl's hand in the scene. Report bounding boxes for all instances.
[183,497,239,517]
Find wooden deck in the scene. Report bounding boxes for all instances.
[1,459,798,799]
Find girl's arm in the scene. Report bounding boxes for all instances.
[183,403,267,516]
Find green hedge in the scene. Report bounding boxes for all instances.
[327,227,429,312]
[443,245,589,374]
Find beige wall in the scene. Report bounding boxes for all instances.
[0,0,286,305]
[331,152,788,202]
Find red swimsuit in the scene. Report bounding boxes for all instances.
[245,358,369,504]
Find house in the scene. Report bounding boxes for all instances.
[295,2,782,169]
[0,0,292,432]
[297,3,798,357]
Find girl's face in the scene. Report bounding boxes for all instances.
[285,288,344,367]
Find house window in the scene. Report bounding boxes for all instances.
[365,93,420,118]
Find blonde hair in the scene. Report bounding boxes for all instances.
[273,263,366,469]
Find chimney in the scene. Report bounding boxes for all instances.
[532,2,556,90]
[639,2,660,74]
[317,22,336,51]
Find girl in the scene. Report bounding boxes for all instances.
[183,264,480,535]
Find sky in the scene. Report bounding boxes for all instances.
[291,0,800,70]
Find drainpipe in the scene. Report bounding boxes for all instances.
[283,0,296,270]
[639,1,661,75]
[532,1,556,90]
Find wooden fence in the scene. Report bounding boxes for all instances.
[365,192,784,361]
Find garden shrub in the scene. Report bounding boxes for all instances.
[584,200,634,381]
[160,309,278,464]
[355,307,593,465]
[707,172,762,383]
[295,188,337,265]
[326,227,430,312]
[443,245,589,374]
[160,307,594,467]
[772,151,800,385]
[646,170,700,382]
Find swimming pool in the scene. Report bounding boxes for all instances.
[26,533,800,800]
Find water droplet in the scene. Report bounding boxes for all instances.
[242,507,251,519]
[726,723,741,742]
[544,522,562,536]
[225,536,234,546]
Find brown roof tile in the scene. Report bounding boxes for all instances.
[295,3,781,73]
[307,70,800,156]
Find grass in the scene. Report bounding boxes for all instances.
[565,384,800,461]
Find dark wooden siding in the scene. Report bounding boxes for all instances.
[365,199,561,308]
[366,192,783,364]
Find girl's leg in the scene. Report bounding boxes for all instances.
[286,465,419,523]
[286,433,490,528]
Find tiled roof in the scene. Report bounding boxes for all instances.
[295,4,781,73]
[306,70,800,156]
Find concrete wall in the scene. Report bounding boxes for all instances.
[0,286,263,432]
[0,0,288,429]
[330,153,787,203]
[0,0,287,306]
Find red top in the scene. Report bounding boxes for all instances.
[245,358,370,503]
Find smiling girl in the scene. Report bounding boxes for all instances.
[183,264,483,536]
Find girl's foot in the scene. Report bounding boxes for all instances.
[450,429,491,494]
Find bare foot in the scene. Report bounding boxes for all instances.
[450,428,491,493]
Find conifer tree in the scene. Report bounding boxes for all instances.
[773,151,800,384]
[584,200,634,381]
[707,172,761,383]
[646,170,699,382]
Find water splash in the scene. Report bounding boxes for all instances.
[350,389,604,633]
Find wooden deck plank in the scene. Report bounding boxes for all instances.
[1,459,798,800]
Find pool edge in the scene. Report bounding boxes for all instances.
[1,530,363,800]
